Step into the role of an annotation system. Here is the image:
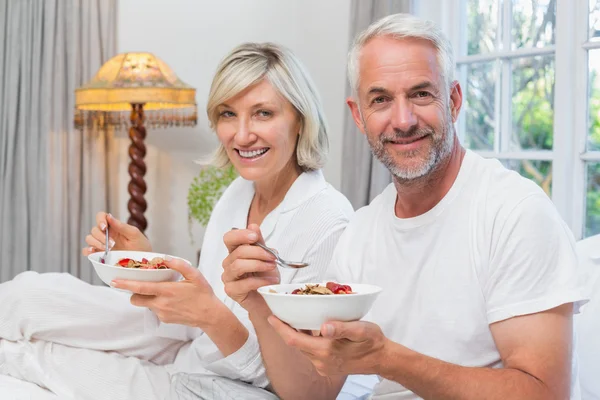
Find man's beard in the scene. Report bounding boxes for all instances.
[365,111,455,181]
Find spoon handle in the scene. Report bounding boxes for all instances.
[253,241,281,262]
[101,225,110,264]
[230,227,303,269]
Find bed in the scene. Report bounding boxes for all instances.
[0,374,59,400]
[0,372,377,400]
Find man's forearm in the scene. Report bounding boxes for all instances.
[247,299,344,400]
[377,341,564,400]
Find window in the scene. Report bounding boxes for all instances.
[440,0,600,239]
[585,0,600,237]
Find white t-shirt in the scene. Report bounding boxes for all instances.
[170,169,354,388]
[328,150,587,399]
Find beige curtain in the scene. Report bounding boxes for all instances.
[341,0,413,209]
[0,0,117,283]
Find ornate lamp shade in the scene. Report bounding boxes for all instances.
[74,52,197,232]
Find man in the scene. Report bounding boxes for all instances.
[222,13,587,399]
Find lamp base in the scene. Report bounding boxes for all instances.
[127,103,148,233]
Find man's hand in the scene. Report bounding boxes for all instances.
[222,224,280,310]
[268,316,389,376]
[112,256,222,328]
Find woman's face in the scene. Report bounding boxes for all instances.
[216,79,301,183]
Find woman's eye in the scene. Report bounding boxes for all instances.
[219,110,235,118]
[256,110,273,118]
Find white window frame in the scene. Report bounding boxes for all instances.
[415,0,600,239]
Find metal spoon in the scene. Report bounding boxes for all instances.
[232,228,309,269]
[100,224,110,264]
[253,241,309,269]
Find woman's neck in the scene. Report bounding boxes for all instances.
[248,160,303,226]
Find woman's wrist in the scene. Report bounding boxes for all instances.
[200,296,229,329]
[202,300,249,357]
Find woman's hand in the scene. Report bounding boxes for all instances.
[82,212,152,256]
[111,256,222,329]
[222,224,280,311]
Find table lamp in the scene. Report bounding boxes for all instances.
[74,52,197,233]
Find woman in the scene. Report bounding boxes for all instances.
[0,42,353,400]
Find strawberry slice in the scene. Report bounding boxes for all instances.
[326,282,353,294]
[117,258,133,267]
[341,284,353,293]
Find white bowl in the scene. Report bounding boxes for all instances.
[258,283,382,330]
[88,250,188,288]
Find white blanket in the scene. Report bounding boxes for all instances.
[0,374,59,400]
[0,272,185,400]
[0,372,377,400]
[0,272,278,400]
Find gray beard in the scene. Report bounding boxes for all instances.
[365,113,455,181]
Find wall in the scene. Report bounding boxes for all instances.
[117,0,352,262]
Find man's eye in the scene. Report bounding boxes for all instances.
[415,91,431,98]
[372,96,387,104]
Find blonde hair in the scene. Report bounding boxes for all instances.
[348,13,455,94]
[206,42,328,171]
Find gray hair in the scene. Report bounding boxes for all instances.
[206,42,328,171]
[347,13,455,94]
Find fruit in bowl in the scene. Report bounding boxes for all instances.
[88,250,189,288]
[258,282,382,330]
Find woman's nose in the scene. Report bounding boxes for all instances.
[234,118,256,145]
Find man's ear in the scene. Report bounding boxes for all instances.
[449,81,463,122]
[346,97,366,135]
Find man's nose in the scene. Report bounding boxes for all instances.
[390,98,418,133]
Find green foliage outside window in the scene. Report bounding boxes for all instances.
[465,0,600,236]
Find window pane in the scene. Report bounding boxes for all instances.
[501,159,552,196]
[512,0,556,50]
[462,62,497,150]
[511,55,555,151]
[589,50,600,151]
[590,0,600,41]
[586,162,600,237]
[467,0,500,55]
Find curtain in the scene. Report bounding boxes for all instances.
[341,0,412,209]
[0,0,117,283]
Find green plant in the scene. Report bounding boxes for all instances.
[187,164,238,229]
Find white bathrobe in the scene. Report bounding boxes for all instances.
[0,170,354,400]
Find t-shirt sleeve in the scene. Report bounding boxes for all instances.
[484,193,588,324]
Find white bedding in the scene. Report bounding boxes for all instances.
[0,372,377,400]
[0,374,59,400]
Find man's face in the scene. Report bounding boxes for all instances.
[348,36,461,181]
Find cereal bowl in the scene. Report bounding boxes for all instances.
[258,282,382,330]
[88,250,189,288]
